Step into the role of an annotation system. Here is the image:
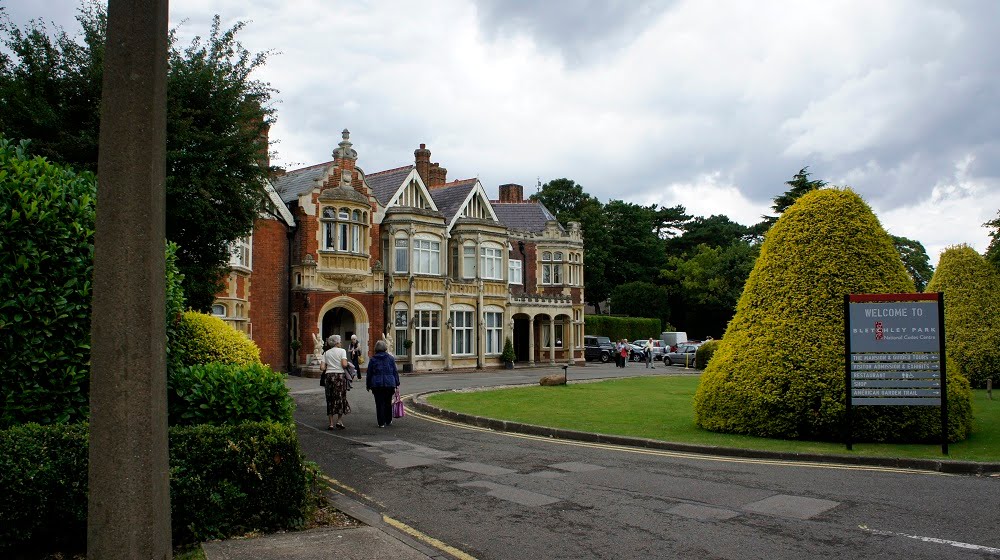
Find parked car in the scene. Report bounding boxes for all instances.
[627,342,645,361]
[584,335,615,363]
[663,343,701,367]
[631,339,667,361]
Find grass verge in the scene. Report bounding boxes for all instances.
[426,375,1000,462]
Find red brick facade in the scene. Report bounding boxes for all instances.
[248,217,290,370]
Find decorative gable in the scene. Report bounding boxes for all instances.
[388,172,438,211]
[449,181,500,230]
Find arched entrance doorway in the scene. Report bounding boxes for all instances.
[511,313,531,362]
[322,307,357,343]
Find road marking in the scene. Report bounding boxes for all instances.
[319,473,386,508]
[383,514,479,560]
[860,525,1000,554]
[405,408,947,476]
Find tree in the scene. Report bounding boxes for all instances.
[602,200,666,287]
[609,281,670,327]
[1,4,277,310]
[925,245,1000,389]
[529,178,593,221]
[660,241,758,338]
[665,214,749,257]
[750,167,827,237]
[891,235,934,291]
[986,211,1000,272]
[694,188,972,442]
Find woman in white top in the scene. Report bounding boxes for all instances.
[322,334,351,429]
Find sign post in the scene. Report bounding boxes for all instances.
[844,293,947,454]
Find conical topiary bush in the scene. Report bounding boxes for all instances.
[693,188,972,442]
[926,245,1000,389]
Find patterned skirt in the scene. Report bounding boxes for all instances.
[325,373,351,416]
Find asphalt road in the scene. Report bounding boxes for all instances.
[290,362,1000,560]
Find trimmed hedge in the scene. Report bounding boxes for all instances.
[695,340,721,370]
[0,422,317,552]
[694,188,972,442]
[585,315,664,342]
[168,362,294,426]
[925,245,1000,388]
[174,310,262,367]
[0,137,95,427]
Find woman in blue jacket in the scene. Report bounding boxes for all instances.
[366,339,400,427]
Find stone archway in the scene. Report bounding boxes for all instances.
[317,296,370,354]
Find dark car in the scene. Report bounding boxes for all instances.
[663,343,700,367]
[584,335,615,363]
[627,342,646,361]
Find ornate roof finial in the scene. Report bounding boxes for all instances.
[334,129,357,160]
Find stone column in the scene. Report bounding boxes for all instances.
[566,317,574,365]
[528,315,535,366]
[88,0,171,558]
[549,317,556,365]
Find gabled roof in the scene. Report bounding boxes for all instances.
[367,165,415,206]
[272,161,333,203]
[491,201,562,234]
[264,181,296,226]
[429,179,478,222]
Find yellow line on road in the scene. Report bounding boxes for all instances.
[382,514,479,560]
[405,407,947,476]
[319,473,386,508]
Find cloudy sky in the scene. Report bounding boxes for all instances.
[4,0,999,261]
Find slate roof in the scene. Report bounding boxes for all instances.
[272,161,334,203]
[366,165,414,206]
[491,201,561,233]
[428,179,478,221]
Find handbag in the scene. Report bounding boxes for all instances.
[392,387,405,419]
[320,372,327,387]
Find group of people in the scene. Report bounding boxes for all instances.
[615,338,659,369]
[321,333,400,430]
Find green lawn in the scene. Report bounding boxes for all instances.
[427,375,1000,462]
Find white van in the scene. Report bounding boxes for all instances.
[660,331,688,351]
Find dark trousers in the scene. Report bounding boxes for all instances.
[372,387,395,427]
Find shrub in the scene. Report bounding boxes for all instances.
[925,245,1000,388]
[694,188,972,442]
[0,422,316,552]
[585,315,665,342]
[0,423,89,553]
[168,362,293,426]
[174,310,261,366]
[166,241,187,374]
[169,422,315,544]
[501,336,516,362]
[695,340,721,369]
[0,137,95,427]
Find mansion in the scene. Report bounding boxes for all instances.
[213,130,584,373]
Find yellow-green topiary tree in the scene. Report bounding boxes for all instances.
[694,188,972,442]
[925,245,1000,388]
[173,311,262,367]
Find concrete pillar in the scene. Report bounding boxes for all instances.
[528,315,535,366]
[566,318,574,365]
[88,0,171,558]
[549,318,556,365]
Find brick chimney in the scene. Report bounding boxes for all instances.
[257,121,270,169]
[498,183,523,203]
[414,144,431,186]
[427,163,448,189]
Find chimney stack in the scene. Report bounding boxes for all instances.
[498,183,524,203]
[428,163,448,189]
[414,143,431,186]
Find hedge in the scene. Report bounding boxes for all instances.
[695,340,721,370]
[0,137,95,427]
[694,188,972,442]
[0,422,317,553]
[168,362,294,426]
[925,245,1000,388]
[585,315,664,342]
[173,311,262,367]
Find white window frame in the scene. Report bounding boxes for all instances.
[450,309,474,356]
[394,237,409,274]
[480,243,503,280]
[229,236,252,270]
[508,259,522,285]
[484,310,503,354]
[413,236,441,275]
[463,244,476,279]
[414,309,441,356]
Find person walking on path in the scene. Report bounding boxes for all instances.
[322,334,351,430]
[366,339,400,428]
[645,338,655,369]
[348,334,362,379]
[619,339,629,368]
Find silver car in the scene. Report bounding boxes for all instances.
[631,339,666,361]
[663,343,700,367]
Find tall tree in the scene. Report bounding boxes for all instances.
[665,214,749,257]
[0,3,277,309]
[750,167,827,237]
[609,281,670,326]
[891,235,934,291]
[986,211,1000,272]
[602,200,665,287]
